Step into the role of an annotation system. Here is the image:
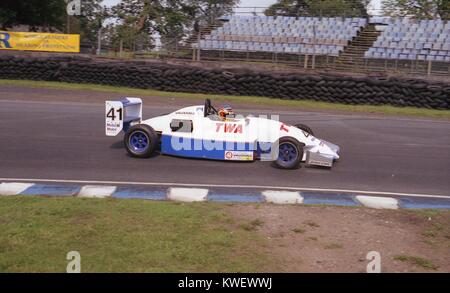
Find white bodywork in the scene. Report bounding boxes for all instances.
[105,98,340,167]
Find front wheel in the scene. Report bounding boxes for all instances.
[272,137,304,170]
[124,124,158,158]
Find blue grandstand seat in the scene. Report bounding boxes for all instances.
[198,15,367,57]
[366,18,449,62]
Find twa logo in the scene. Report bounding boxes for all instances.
[216,123,243,134]
[280,123,289,133]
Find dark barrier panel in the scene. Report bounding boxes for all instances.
[0,55,448,109]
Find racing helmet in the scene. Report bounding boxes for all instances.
[218,105,235,120]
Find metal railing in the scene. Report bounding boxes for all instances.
[86,17,450,80]
[129,44,450,79]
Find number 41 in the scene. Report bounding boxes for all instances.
[107,108,123,121]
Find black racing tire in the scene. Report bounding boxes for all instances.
[124,124,158,158]
[294,123,315,136]
[272,137,304,170]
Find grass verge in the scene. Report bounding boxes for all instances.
[1,79,449,119]
[393,255,439,270]
[0,196,270,272]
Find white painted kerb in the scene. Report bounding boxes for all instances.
[356,196,399,210]
[262,190,303,204]
[0,182,34,196]
[78,185,116,198]
[167,188,208,202]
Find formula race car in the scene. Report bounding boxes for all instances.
[105,98,340,169]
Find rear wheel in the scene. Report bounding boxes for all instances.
[124,124,158,158]
[273,137,304,169]
[294,123,314,136]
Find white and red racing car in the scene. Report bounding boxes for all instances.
[105,98,340,169]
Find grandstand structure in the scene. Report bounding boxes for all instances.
[200,16,366,56]
[366,17,450,62]
[190,15,450,77]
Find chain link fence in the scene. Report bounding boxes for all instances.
[85,9,450,80]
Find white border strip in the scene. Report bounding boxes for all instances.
[167,187,208,202]
[356,196,399,210]
[262,190,303,204]
[0,178,448,199]
[78,185,116,198]
[0,182,34,196]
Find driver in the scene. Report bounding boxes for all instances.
[218,105,235,121]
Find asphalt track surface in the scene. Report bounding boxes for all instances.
[0,86,449,196]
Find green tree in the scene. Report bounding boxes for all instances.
[264,0,309,16]
[157,3,189,50]
[182,0,239,50]
[78,0,108,44]
[308,0,369,17]
[110,0,239,50]
[264,0,369,17]
[0,0,66,31]
[186,0,239,25]
[382,0,449,20]
[109,0,159,50]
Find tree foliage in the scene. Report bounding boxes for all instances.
[264,0,369,17]
[110,0,239,49]
[187,0,240,25]
[264,0,308,16]
[382,0,449,20]
[78,0,108,44]
[0,0,66,31]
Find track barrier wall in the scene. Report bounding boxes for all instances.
[0,55,448,109]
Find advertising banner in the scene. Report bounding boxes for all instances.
[0,31,80,53]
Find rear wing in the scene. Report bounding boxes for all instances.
[105,97,142,136]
